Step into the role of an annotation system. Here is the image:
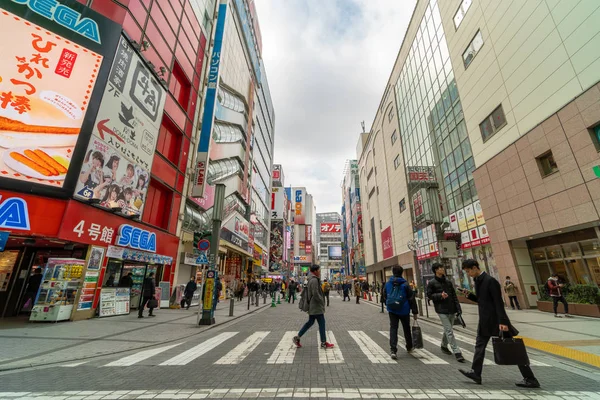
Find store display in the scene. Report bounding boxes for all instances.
[0,251,18,291]
[30,258,85,322]
[78,271,99,311]
[99,287,130,317]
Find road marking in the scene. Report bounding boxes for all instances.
[159,332,237,366]
[215,331,270,365]
[104,343,183,367]
[59,361,88,367]
[379,331,448,364]
[267,331,297,364]
[317,331,344,364]
[349,331,395,364]
[421,332,492,365]
[445,331,550,367]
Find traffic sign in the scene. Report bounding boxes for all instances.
[196,253,208,264]
[197,239,210,251]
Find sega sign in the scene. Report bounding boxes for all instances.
[116,224,157,253]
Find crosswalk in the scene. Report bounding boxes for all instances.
[73,329,551,368]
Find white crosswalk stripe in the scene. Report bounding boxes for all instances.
[349,331,395,364]
[317,331,344,364]
[421,332,493,365]
[159,332,238,366]
[105,343,183,367]
[267,331,297,364]
[379,331,448,364]
[442,331,550,367]
[215,331,270,365]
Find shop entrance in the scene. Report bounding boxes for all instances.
[103,260,162,309]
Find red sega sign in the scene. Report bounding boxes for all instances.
[0,190,66,236]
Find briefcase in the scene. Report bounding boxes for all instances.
[412,320,424,349]
[492,332,530,365]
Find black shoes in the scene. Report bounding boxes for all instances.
[390,352,398,360]
[440,346,452,355]
[455,353,466,363]
[459,369,482,384]
[515,378,540,388]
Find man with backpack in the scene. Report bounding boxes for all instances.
[382,266,418,359]
[293,265,334,349]
[287,279,298,303]
[322,279,331,306]
[426,263,466,363]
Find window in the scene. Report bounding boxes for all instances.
[589,125,600,152]
[391,130,398,145]
[156,116,182,164]
[479,104,506,142]
[394,154,401,169]
[463,30,483,68]
[388,107,394,122]
[454,0,472,29]
[169,62,191,109]
[399,198,406,213]
[537,151,559,177]
[143,179,172,229]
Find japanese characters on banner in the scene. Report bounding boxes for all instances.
[271,187,284,220]
[269,221,283,272]
[320,223,341,233]
[415,224,439,261]
[474,200,485,225]
[0,4,109,188]
[305,225,312,255]
[74,36,166,217]
[456,200,489,250]
[465,204,476,229]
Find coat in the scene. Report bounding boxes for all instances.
[184,280,198,296]
[547,277,562,297]
[465,272,511,337]
[305,274,325,315]
[142,277,155,297]
[427,276,461,315]
[354,283,361,296]
[504,280,517,296]
[382,276,418,316]
[118,275,133,288]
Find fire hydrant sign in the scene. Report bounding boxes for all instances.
[73,36,166,217]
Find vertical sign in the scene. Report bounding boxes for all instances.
[192,0,228,198]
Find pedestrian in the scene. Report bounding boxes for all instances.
[106,274,116,287]
[322,279,331,307]
[458,259,540,388]
[288,279,297,303]
[181,277,197,309]
[342,281,351,301]
[22,268,43,310]
[293,265,334,349]
[361,280,370,300]
[118,272,134,288]
[426,263,466,363]
[138,272,156,318]
[382,266,418,359]
[547,273,572,318]
[215,277,223,305]
[249,279,258,305]
[354,280,361,304]
[504,276,521,310]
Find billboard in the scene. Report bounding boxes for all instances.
[272,164,283,186]
[381,226,394,259]
[305,225,312,254]
[328,245,342,260]
[320,223,341,233]
[0,0,120,194]
[407,166,436,182]
[73,36,166,217]
[269,220,283,271]
[271,187,284,220]
[293,187,305,224]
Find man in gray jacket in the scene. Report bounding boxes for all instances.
[293,265,334,349]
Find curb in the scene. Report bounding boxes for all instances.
[0,303,270,372]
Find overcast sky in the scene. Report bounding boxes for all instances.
[254,0,416,214]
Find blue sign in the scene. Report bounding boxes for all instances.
[0,197,30,231]
[295,190,302,203]
[116,224,157,253]
[12,0,102,44]
[196,253,208,264]
[233,0,261,85]
[0,231,10,251]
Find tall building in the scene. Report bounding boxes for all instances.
[316,212,342,281]
[269,165,290,279]
[341,160,364,278]
[289,187,316,278]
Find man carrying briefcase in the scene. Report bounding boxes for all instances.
[458,259,540,388]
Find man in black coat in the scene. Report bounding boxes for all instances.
[459,259,540,388]
[138,272,156,318]
[182,277,198,309]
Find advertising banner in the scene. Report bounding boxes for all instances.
[407,166,436,182]
[192,0,227,198]
[269,221,283,272]
[272,164,283,186]
[305,225,312,255]
[73,36,166,217]
[0,1,120,193]
[328,245,342,261]
[320,223,341,233]
[465,204,476,229]
[293,187,305,224]
[0,189,67,236]
[271,187,284,220]
[381,226,394,259]
[457,207,467,232]
[474,200,485,225]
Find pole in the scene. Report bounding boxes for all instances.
[229,297,234,316]
[199,184,226,326]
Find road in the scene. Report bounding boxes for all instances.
[0,293,599,399]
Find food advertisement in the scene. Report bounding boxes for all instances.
[0,9,103,187]
[74,36,166,216]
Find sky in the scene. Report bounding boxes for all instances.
[254,0,417,214]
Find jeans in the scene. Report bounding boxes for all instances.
[343,293,350,301]
[298,314,326,343]
[324,292,330,306]
[552,296,569,314]
[509,296,521,309]
[389,313,412,353]
[438,313,461,354]
[139,296,154,317]
[288,292,296,303]
[472,335,535,379]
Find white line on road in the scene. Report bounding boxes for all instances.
[267,331,297,364]
[379,331,448,364]
[317,331,344,364]
[159,332,238,366]
[59,361,88,367]
[215,331,270,365]
[104,343,183,367]
[420,332,492,365]
[349,331,395,364]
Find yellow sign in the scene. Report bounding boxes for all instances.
[465,204,477,229]
[457,208,468,232]
[203,278,214,311]
[474,200,485,226]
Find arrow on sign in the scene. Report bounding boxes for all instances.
[97,119,125,143]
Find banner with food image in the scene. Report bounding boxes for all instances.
[0,7,106,187]
[73,36,166,216]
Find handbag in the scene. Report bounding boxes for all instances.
[453,313,466,328]
[147,298,158,308]
[492,331,530,365]
[411,320,424,349]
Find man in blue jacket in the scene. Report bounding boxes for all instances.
[382,266,418,359]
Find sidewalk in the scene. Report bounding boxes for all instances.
[0,297,269,371]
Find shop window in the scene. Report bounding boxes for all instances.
[169,61,191,110]
[144,179,172,229]
[453,0,472,29]
[479,104,506,142]
[463,30,483,69]
[589,124,600,152]
[399,198,406,213]
[536,151,559,178]
[157,116,182,165]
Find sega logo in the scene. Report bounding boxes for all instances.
[116,224,157,252]
[295,190,302,203]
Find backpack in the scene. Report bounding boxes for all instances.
[323,282,330,293]
[298,291,309,312]
[386,282,408,313]
[543,281,551,295]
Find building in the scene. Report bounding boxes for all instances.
[316,212,342,281]
[269,165,291,279]
[0,0,212,318]
[341,160,365,279]
[289,187,316,278]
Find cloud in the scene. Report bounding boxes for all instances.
[255,0,416,213]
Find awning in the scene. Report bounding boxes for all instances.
[219,239,252,257]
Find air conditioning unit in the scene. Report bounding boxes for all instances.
[439,240,458,259]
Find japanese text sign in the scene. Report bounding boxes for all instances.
[320,223,341,233]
